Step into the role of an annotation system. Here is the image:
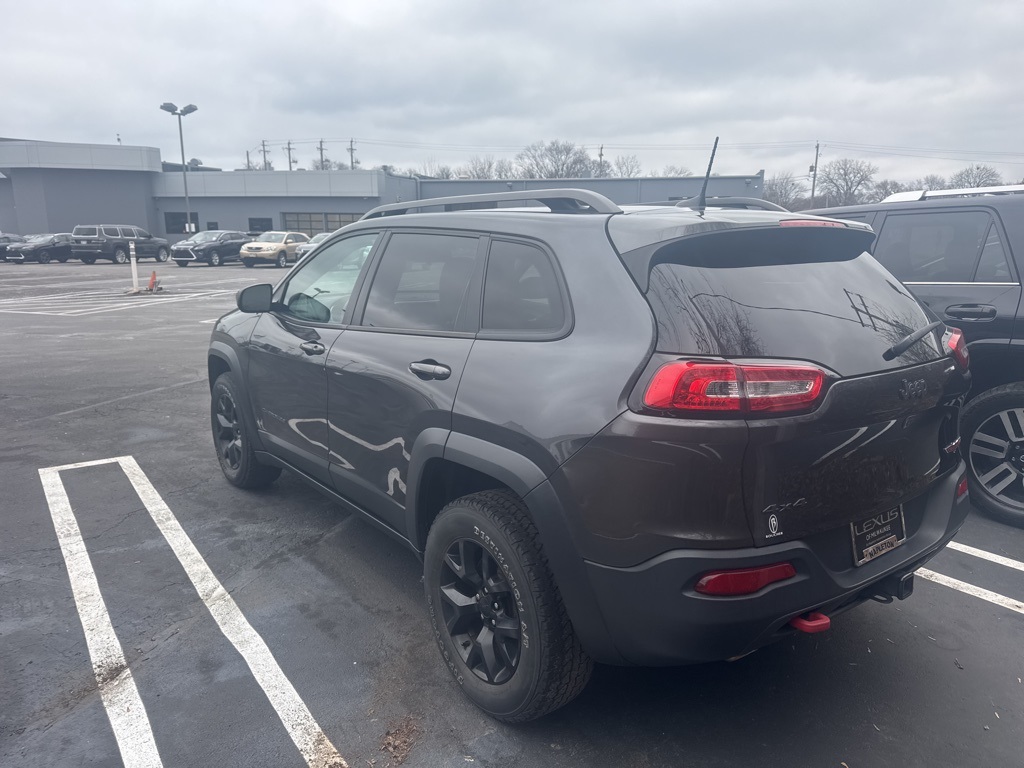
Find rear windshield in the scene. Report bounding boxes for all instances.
[644,228,944,376]
[73,226,98,237]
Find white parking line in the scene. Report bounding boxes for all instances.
[39,456,348,768]
[39,461,163,768]
[917,568,1024,615]
[946,540,1024,573]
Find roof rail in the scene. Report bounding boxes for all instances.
[362,188,622,219]
[883,183,1024,203]
[676,196,788,212]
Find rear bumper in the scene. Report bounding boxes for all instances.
[570,462,968,665]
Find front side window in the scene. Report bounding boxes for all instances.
[974,225,1014,282]
[482,240,565,333]
[362,232,481,333]
[119,227,137,238]
[280,233,379,324]
[873,211,991,283]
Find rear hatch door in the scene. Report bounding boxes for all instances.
[637,224,968,546]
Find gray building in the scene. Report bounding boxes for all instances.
[0,138,764,240]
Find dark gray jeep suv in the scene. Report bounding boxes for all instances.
[208,189,971,721]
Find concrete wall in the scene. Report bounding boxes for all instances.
[6,168,157,235]
[0,176,19,232]
[152,168,382,198]
[0,140,161,172]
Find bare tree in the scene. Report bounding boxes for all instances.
[763,172,805,209]
[421,159,455,179]
[516,140,594,179]
[660,164,692,177]
[459,155,497,179]
[870,179,907,202]
[949,164,1002,189]
[614,154,643,178]
[817,158,878,206]
[310,158,347,171]
[908,174,948,191]
[591,158,613,178]
[493,158,519,180]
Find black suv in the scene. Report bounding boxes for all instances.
[6,233,74,263]
[209,189,970,721]
[809,187,1024,525]
[171,230,252,267]
[71,225,170,264]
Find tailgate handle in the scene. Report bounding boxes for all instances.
[945,304,996,321]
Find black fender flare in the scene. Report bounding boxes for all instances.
[406,431,623,664]
[208,340,267,452]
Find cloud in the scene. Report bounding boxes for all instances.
[2,0,1022,181]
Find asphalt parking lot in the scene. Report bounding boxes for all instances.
[2,260,1022,768]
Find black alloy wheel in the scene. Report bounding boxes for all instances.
[113,248,128,264]
[424,490,593,722]
[964,383,1024,525]
[156,247,169,262]
[276,251,288,268]
[38,250,51,264]
[209,250,221,266]
[210,373,281,489]
[438,537,523,685]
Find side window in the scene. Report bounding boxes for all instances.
[136,228,152,238]
[280,233,379,324]
[119,227,136,238]
[102,227,121,237]
[873,211,989,283]
[482,240,566,333]
[362,232,480,333]
[974,225,1013,283]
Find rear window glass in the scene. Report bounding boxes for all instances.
[645,230,944,376]
[482,240,565,333]
[73,226,98,237]
[103,227,121,237]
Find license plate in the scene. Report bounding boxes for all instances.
[850,506,906,566]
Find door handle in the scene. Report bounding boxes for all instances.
[945,304,996,321]
[299,341,326,356]
[409,360,452,380]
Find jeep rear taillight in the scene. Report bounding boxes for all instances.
[643,361,827,415]
[946,327,969,371]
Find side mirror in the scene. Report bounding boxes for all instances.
[237,283,273,313]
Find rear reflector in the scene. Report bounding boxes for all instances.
[956,474,969,500]
[644,361,826,415]
[694,562,797,596]
[778,219,846,228]
[946,327,969,371]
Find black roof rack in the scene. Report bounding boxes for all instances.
[362,188,622,219]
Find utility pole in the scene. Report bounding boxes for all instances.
[245,150,251,170]
[318,139,326,170]
[809,141,820,207]
[347,138,356,170]
[285,141,294,171]
[261,140,269,171]
[598,144,604,177]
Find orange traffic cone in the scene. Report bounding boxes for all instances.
[148,271,157,291]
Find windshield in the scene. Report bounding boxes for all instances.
[186,231,220,243]
[256,232,286,243]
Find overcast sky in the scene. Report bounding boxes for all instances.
[3,0,1022,185]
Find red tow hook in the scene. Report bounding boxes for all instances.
[789,611,831,634]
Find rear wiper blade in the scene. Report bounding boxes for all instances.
[882,320,944,361]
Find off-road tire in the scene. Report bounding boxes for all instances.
[963,382,1024,526]
[211,372,281,489]
[424,489,593,722]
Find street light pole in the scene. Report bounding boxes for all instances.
[160,102,198,234]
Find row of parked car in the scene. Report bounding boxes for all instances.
[0,226,330,267]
